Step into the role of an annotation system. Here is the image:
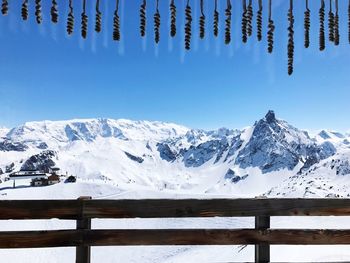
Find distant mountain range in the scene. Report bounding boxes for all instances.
[1,110,350,198]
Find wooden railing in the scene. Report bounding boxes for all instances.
[1,197,350,263]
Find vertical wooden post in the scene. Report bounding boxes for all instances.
[255,215,270,263]
[76,196,91,263]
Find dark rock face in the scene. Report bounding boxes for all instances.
[224,169,248,183]
[37,142,48,150]
[124,152,144,164]
[157,143,177,162]
[20,150,57,172]
[335,160,350,176]
[235,111,336,173]
[0,139,28,152]
[0,168,3,175]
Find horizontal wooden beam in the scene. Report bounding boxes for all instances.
[2,229,350,248]
[1,198,350,220]
[83,198,350,218]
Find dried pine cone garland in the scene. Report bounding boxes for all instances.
[328,1,335,43]
[267,0,275,53]
[35,0,42,24]
[257,0,263,41]
[246,0,253,37]
[199,0,205,39]
[81,0,88,39]
[154,8,160,43]
[170,0,176,37]
[225,0,232,45]
[185,1,192,50]
[51,0,59,24]
[21,0,29,21]
[288,0,294,75]
[334,0,339,45]
[319,0,326,51]
[67,0,74,35]
[242,0,248,43]
[113,0,121,41]
[304,0,310,48]
[95,0,102,33]
[1,0,8,16]
[213,0,219,37]
[140,0,146,37]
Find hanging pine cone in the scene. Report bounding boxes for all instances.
[154,9,160,43]
[67,0,74,35]
[140,0,146,37]
[51,0,59,24]
[257,0,263,41]
[95,0,102,33]
[35,0,42,24]
[304,2,310,48]
[334,0,339,45]
[213,0,219,37]
[267,0,275,53]
[1,0,8,15]
[199,0,205,39]
[81,3,88,39]
[225,0,231,45]
[328,2,335,43]
[113,0,121,41]
[288,0,294,75]
[185,2,192,50]
[246,0,253,37]
[21,0,29,21]
[242,1,248,43]
[170,0,176,37]
[319,0,325,51]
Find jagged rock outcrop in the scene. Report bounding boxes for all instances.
[20,150,57,172]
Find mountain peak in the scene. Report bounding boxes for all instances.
[265,110,276,123]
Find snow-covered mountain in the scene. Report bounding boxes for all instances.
[1,110,349,198]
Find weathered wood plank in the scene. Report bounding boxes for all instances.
[0,200,80,219]
[1,198,350,220]
[76,196,91,263]
[83,198,350,218]
[255,216,270,263]
[2,229,350,248]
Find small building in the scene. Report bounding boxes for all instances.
[31,178,48,187]
[47,174,60,185]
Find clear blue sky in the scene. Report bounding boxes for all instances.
[0,0,349,132]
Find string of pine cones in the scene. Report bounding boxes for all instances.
[2,0,350,76]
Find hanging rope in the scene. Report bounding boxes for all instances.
[319,0,326,51]
[95,0,102,33]
[288,0,294,75]
[267,0,275,53]
[213,0,219,37]
[35,0,42,24]
[154,0,160,43]
[257,0,263,41]
[242,0,248,43]
[81,0,88,39]
[199,0,205,39]
[334,0,339,45]
[113,0,121,41]
[225,0,231,44]
[328,0,335,43]
[1,0,8,16]
[170,0,176,37]
[51,0,59,24]
[140,0,146,37]
[67,0,74,35]
[185,0,192,50]
[304,0,310,48]
[247,0,253,37]
[21,0,29,21]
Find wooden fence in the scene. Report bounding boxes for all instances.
[1,197,350,263]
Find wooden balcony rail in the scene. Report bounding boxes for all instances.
[1,197,350,263]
